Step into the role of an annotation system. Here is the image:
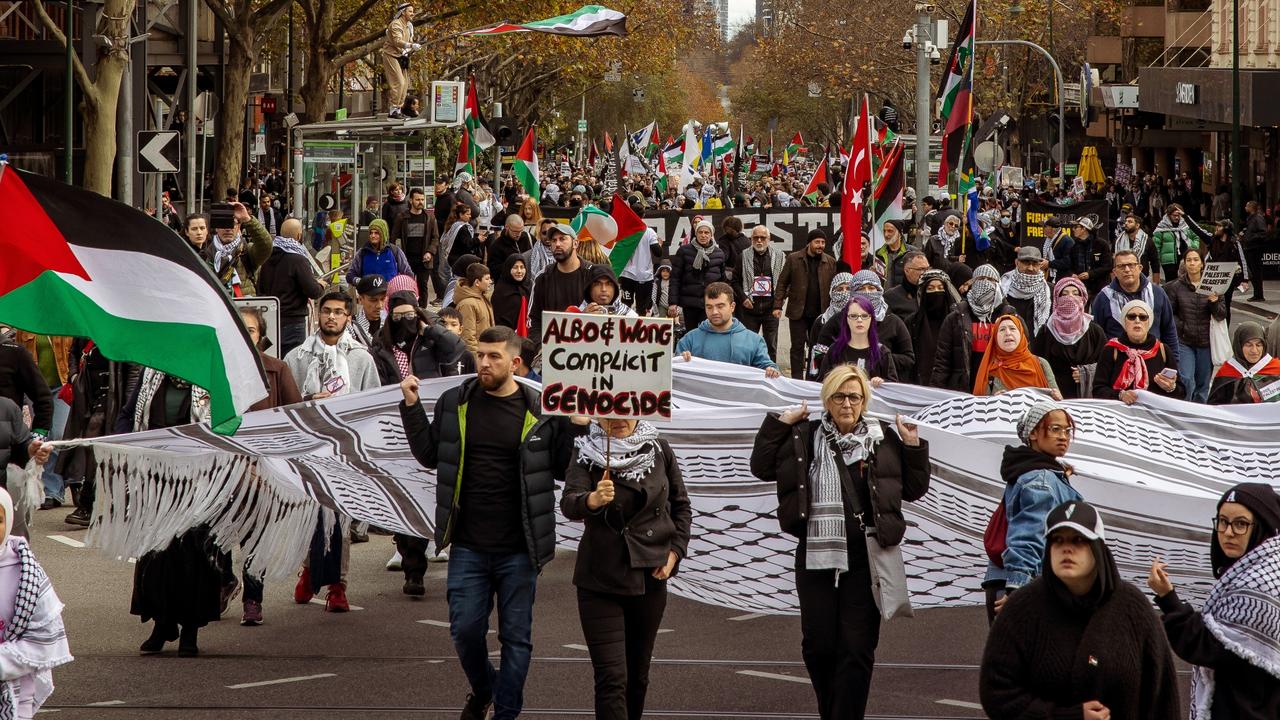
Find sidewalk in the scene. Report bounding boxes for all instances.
[1231,279,1280,320]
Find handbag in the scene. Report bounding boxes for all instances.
[1210,316,1232,367]
[833,443,914,620]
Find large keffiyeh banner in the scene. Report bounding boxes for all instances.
[81,359,1267,614]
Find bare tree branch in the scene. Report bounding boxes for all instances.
[333,6,467,56]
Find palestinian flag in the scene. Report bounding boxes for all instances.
[465,78,495,152]
[871,141,911,251]
[605,193,649,275]
[711,134,736,158]
[803,157,828,202]
[662,136,683,168]
[455,125,474,177]
[514,127,540,202]
[461,5,627,37]
[937,0,976,183]
[785,132,804,158]
[655,151,669,194]
[0,166,266,433]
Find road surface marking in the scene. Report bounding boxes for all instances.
[563,643,589,651]
[47,535,85,548]
[736,670,809,684]
[936,699,984,710]
[308,598,363,611]
[657,628,674,634]
[416,619,450,628]
[86,701,125,706]
[728,612,767,621]
[227,673,337,689]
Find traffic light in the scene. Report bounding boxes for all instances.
[261,95,277,115]
[492,118,516,146]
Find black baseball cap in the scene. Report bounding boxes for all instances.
[356,274,388,296]
[1045,501,1106,541]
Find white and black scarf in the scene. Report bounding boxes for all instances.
[806,415,882,573]
[1000,269,1052,334]
[1190,534,1280,719]
[132,368,210,432]
[526,243,556,281]
[740,246,786,301]
[574,421,661,483]
[938,227,960,259]
[1101,279,1156,332]
[1113,227,1149,261]
[0,536,72,720]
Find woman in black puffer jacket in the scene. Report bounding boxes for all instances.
[1163,248,1226,403]
[751,364,929,720]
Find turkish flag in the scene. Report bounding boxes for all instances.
[841,96,873,272]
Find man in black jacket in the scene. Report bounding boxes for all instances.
[255,219,326,357]
[1068,218,1114,299]
[1,395,52,538]
[391,188,441,303]
[0,327,53,439]
[1244,200,1269,300]
[399,325,581,720]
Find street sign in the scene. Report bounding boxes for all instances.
[303,140,357,164]
[578,119,588,133]
[137,130,180,174]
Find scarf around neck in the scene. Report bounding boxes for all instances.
[972,315,1049,395]
[938,226,960,259]
[574,421,661,483]
[1102,280,1156,331]
[806,415,883,573]
[1105,336,1158,391]
[741,246,786,301]
[0,536,72,720]
[1001,269,1051,333]
[691,238,716,271]
[296,332,358,397]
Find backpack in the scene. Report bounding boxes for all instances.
[983,497,1009,567]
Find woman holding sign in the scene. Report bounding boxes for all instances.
[1164,249,1226,403]
[1207,322,1280,404]
[560,417,691,720]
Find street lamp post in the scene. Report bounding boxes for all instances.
[1231,0,1242,228]
[976,39,1065,186]
[914,4,931,224]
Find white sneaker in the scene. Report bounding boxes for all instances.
[386,551,402,571]
[428,547,449,563]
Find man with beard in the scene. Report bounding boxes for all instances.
[875,220,912,288]
[999,247,1053,339]
[283,291,380,613]
[524,218,558,281]
[1113,214,1159,281]
[774,228,836,379]
[399,325,583,720]
[528,224,593,338]
[734,224,786,360]
[391,188,441,303]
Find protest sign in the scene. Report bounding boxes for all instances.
[1198,262,1238,296]
[1019,198,1110,245]
[540,312,674,420]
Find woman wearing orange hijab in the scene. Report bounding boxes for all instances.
[973,315,1063,399]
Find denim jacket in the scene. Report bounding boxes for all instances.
[984,468,1081,588]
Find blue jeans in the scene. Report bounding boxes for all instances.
[1178,344,1212,403]
[42,390,70,501]
[446,545,538,720]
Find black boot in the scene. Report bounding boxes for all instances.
[178,624,200,657]
[140,621,178,654]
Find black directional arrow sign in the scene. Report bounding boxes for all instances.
[137,130,181,174]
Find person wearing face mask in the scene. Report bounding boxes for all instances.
[805,272,853,376]
[1031,277,1106,399]
[912,269,962,386]
[1147,483,1280,720]
[1000,247,1053,339]
[0,486,74,720]
[455,264,496,353]
[985,211,1018,272]
[972,315,1061,398]
[932,264,1016,391]
[1092,299,1183,404]
[1207,322,1280,404]
[492,255,532,336]
[982,500,1182,720]
[1164,248,1225,402]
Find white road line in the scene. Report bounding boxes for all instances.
[563,643,589,651]
[86,700,125,706]
[736,670,810,684]
[416,619,450,628]
[308,598,364,611]
[936,699,983,710]
[728,612,767,621]
[657,629,674,634]
[47,535,85,548]
[226,673,337,690]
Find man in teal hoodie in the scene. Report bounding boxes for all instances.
[677,282,781,377]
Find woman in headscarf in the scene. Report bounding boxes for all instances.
[1092,299,1183,404]
[982,500,1182,719]
[810,270,915,380]
[805,272,852,378]
[751,365,928,719]
[1147,483,1280,720]
[817,296,898,384]
[932,264,1015,391]
[440,202,477,287]
[0,488,74,720]
[1164,248,1226,402]
[973,315,1062,399]
[560,417,692,720]
[1207,322,1280,404]
[1031,277,1107,399]
[911,269,962,386]
[491,254,532,335]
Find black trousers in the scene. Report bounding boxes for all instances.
[576,577,668,720]
[788,316,816,379]
[619,278,653,316]
[409,260,435,304]
[795,552,881,720]
[394,534,429,581]
[1246,245,1267,299]
[740,311,780,361]
[681,306,706,330]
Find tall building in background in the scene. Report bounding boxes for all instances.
[757,0,774,36]
[711,0,730,41]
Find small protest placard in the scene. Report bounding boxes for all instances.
[540,312,674,420]
[1198,262,1238,296]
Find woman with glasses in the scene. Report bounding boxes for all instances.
[983,402,1082,624]
[983,500,1182,720]
[1147,483,1280,719]
[1208,322,1280,404]
[751,364,928,719]
[810,270,916,382]
[816,296,898,385]
[972,315,1062,399]
[1093,299,1183,404]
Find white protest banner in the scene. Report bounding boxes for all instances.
[1198,262,1238,296]
[540,311,674,420]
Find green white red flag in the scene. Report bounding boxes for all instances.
[461,5,627,37]
[514,127,540,202]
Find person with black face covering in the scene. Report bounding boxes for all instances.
[912,269,961,385]
[1147,483,1280,720]
[981,501,1181,720]
[372,290,474,595]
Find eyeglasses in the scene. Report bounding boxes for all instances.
[828,393,864,406]
[1125,313,1149,322]
[847,313,872,322]
[319,308,349,317]
[905,265,929,273]
[1042,423,1075,437]
[391,311,417,321]
[1214,516,1253,536]
[1115,262,1141,271]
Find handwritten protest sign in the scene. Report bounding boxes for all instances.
[1198,262,1238,296]
[540,312,674,420]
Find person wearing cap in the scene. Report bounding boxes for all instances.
[529,223,594,338]
[775,228,837,379]
[1068,217,1113,299]
[1092,298,1183,403]
[348,274,389,347]
[998,246,1052,339]
[347,218,412,287]
[1092,249,1180,355]
[1147,483,1280,720]
[982,500,1182,720]
[670,219,728,330]
[983,401,1081,621]
[382,4,419,118]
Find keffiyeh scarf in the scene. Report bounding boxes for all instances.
[294,333,357,398]
[526,242,556,281]
[817,272,856,325]
[574,421,661,483]
[968,265,1005,323]
[132,368,210,432]
[938,227,960,259]
[806,416,883,573]
[740,246,786,302]
[848,270,888,322]
[1101,281,1156,332]
[1105,337,1157,391]
[1190,534,1280,719]
[0,537,72,720]
[1113,228,1149,261]
[1048,277,1091,345]
[1000,270,1051,334]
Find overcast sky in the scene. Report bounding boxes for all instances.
[727,0,755,32]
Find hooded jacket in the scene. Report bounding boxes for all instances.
[371,321,473,384]
[675,319,778,371]
[492,254,532,331]
[1152,213,1210,267]
[985,446,1082,589]
[453,283,494,353]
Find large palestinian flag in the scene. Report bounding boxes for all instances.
[0,166,267,432]
[461,5,627,37]
[605,194,649,276]
[514,127,540,202]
